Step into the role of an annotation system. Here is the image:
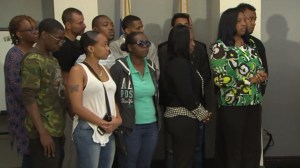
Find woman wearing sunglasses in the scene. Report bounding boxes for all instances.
[110,32,162,168]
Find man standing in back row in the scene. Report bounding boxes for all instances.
[52,7,86,168]
[238,4,269,168]
[238,3,268,95]
[92,15,121,68]
[109,15,159,75]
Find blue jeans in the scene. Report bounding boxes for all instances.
[73,120,115,168]
[118,122,158,168]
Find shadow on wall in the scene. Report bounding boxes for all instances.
[161,18,172,43]
[144,23,162,47]
[194,18,212,48]
[263,14,300,155]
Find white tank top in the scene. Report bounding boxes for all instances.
[73,63,116,146]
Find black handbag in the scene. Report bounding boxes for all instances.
[82,62,128,155]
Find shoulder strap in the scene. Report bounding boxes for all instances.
[82,62,111,116]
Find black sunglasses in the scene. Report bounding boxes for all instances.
[134,40,151,48]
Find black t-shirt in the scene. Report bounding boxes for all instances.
[249,35,268,95]
[53,37,84,72]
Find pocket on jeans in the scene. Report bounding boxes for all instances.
[73,120,93,143]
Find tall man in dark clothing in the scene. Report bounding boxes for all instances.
[158,13,211,168]
[53,8,86,83]
[52,7,86,168]
[238,3,268,95]
[238,4,269,168]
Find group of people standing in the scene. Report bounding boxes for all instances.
[4,3,268,168]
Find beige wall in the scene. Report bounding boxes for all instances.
[53,0,98,31]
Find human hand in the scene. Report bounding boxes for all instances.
[203,112,212,123]
[256,71,268,82]
[102,116,121,133]
[250,71,268,84]
[98,120,113,134]
[40,133,55,157]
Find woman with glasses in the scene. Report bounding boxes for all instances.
[20,18,66,168]
[67,31,122,168]
[110,32,162,168]
[4,15,38,168]
[161,25,211,168]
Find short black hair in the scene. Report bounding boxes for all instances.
[38,18,64,36]
[237,3,256,12]
[217,7,249,46]
[92,15,108,29]
[171,13,190,27]
[167,25,191,60]
[62,7,83,24]
[121,15,141,30]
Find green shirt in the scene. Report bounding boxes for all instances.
[21,52,66,138]
[210,40,265,106]
[126,56,157,124]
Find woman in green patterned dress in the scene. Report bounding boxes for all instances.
[210,7,268,168]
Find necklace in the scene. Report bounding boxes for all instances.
[84,60,103,77]
[98,69,103,77]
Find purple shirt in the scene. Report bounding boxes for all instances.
[4,46,29,155]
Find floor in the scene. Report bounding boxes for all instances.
[0,114,22,168]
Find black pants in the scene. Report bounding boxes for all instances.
[165,116,199,168]
[214,105,262,168]
[29,137,64,168]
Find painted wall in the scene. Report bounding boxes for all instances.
[261,0,300,156]
[53,0,98,31]
[0,0,43,28]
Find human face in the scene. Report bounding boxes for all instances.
[93,16,115,41]
[235,12,247,37]
[69,13,86,36]
[46,29,65,52]
[189,31,195,54]
[243,9,257,34]
[174,18,189,27]
[17,19,38,45]
[129,33,149,58]
[92,34,110,60]
[125,20,144,34]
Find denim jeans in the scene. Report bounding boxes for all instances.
[73,120,115,168]
[118,122,158,168]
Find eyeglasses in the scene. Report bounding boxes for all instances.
[20,28,38,33]
[48,33,65,45]
[134,40,151,48]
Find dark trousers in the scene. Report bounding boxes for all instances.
[214,105,262,168]
[29,137,64,168]
[165,116,199,168]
